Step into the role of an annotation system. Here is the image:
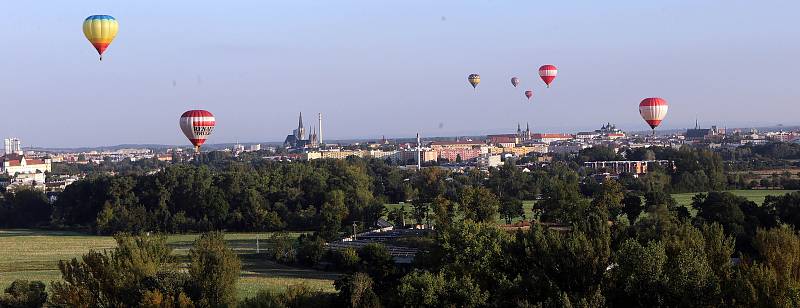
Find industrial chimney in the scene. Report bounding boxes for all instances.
[416,133,421,170]
[318,113,323,147]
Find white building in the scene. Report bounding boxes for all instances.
[476,154,502,168]
[1,155,52,175]
[4,138,22,155]
[5,172,46,191]
[549,142,590,154]
[249,144,261,151]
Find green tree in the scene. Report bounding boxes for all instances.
[693,192,777,253]
[622,193,643,223]
[386,206,406,227]
[396,270,488,307]
[334,272,381,308]
[269,232,297,264]
[607,239,668,306]
[189,232,241,308]
[536,178,587,224]
[0,189,51,228]
[591,179,624,219]
[296,234,326,266]
[765,192,800,230]
[411,199,429,226]
[459,187,499,223]
[499,197,524,224]
[431,221,510,305]
[357,243,396,293]
[332,248,361,271]
[507,211,611,306]
[431,195,457,229]
[319,190,349,241]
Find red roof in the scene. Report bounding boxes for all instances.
[3,157,46,167]
[429,140,485,146]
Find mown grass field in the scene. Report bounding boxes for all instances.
[671,189,798,207]
[0,230,337,300]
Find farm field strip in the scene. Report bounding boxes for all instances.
[0,230,335,299]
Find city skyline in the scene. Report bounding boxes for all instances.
[1,1,798,147]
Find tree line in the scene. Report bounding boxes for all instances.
[253,186,800,307]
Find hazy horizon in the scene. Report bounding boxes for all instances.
[2,1,798,148]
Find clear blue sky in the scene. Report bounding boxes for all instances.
[1,1,798,147]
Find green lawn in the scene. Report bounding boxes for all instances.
[0,230,336,299]
[671,190,798,207]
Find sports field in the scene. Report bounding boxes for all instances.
[0,230,337,300]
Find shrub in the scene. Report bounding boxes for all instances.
[238,284,334,308]
[296,235,325,266]
[331,248,360,271]
[269,232,296,264]
[49,234,191,307]
[0,280,47,308]
[334,272,381,308]
[189,232,241,308]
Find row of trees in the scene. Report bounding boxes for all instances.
[2,143,796,238]
[322,188,800,307]
[12,156,563,236]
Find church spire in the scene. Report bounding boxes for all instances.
[295,112,306,140]
[299,112,304,129]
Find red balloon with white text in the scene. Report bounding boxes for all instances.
[179,110,216,152]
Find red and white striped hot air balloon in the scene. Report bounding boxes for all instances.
[538,65,557,88]
[639,98,668,134]
[179,110,216,152]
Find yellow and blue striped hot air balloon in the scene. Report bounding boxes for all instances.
[83,15,118,61]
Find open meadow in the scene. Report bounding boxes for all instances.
[671,189,798,207]
[0,230,338,300]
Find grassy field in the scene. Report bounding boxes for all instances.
[671,189,797,207]
[0,230,337,299]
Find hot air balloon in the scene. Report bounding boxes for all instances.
[511,77,520,88]
[468,74,480,89]
[180,110,216,152]
[83,15,119,61]
[525,90,533,101]
[639,98,668,134]
[538,65,557,88]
